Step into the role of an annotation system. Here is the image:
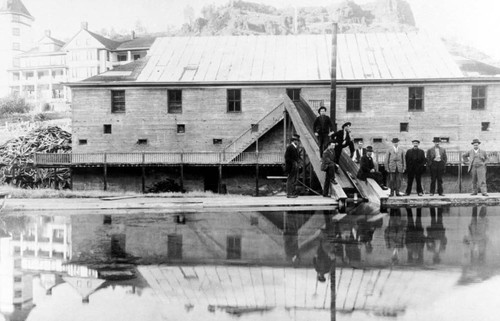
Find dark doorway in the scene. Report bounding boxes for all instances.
[204,168,219,193]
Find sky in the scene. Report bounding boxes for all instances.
[22,0,500,60]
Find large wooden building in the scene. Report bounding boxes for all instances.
[60,32,500,192]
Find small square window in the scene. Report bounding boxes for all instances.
[400,123,409,132]
[103,124,112,134]
[213,139,222,145]
[440,137,449,143]
[373,138,383,143]
[103,215,112,225]
[78,139,87,145]
[251,124,258,132]
[481,122,490,131]
[177,124,185,134]
[250,216,258,226]
[353,138,363,144]
[137,139,148,145]
[133,54,141,60]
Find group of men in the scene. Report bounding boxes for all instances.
[284,105,490,198]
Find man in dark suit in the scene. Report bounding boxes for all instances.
[313,105,334,157]
[321,140,338,197]
[285,134,301,198]
[356,146,387,189]
[352,140,367,163]
[405,139,426,196]
[331,122,355,164]
[426,138,447,196]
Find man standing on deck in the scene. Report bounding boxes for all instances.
[331,122,355,165]
[285,134,301,198]
[405,139,426,196]
[462,138,488,196]
[385,138,406,197]
[313,105,335,157]
[321,140,338,197]
[426,138,447,196]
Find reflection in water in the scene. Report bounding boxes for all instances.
[0,206,500,320]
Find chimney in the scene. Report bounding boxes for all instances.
[45,30,51,37]
[131,30,136,40]
[81,21,88,30]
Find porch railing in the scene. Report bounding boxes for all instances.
[374,151,500,165]
[35,151,285,166]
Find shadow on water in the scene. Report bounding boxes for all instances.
[1,203,500,320]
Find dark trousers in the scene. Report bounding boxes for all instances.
[334,142,354,164]
[287,164,299,196]
[318,133,329,157]
[322,165,336,196]
[406,169,423,194]
[366,171,384,186]
[429,161,445,194]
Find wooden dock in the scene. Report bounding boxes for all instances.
[384,193,500,207]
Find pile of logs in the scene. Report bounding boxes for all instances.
[0,126,71,189]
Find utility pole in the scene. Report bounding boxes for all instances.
[330,23,338,132]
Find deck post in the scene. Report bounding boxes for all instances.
[141,153,146,193]
[458,164,462,193]
[180,153,184,191]
[330,23,338,132]
[256,152,260,196]
[69,167,73,190]
[103,153,107,191]
[218,153,222,194]
[283,110,287,151]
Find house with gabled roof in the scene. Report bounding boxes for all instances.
[38,32,500,193]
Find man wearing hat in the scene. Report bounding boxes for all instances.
[331,122,355,164]
[384,138,406,196]
[285,134,302,198]
[462,139,488,196]
[313,105,334,157]
[321,140,338,197]
[405,139,426,196]
[426,138,447,196]
[356,146,387,189]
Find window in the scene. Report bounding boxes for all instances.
[250,216,258,226]
[167,234,182,259]
[226,236,241,259]
[14,290,22,298]
[12,28,20,36]
[103,124,112,134]
[353,138,363,144]
[227,89,241,112]
[12,42,20,50]
[117,55,127,62]
[400,122,409,132]
[472,86,487,110]
[137,139,148,145]
[213,138,222,145]
[168,90,182,113]
[78,139,87,145]
[286,88,301,101]
[133,54,141,60]
[346,88,361,112]
[111,90,125,113]
[434,137,449,143]
[14,276,22,283]
[373,138,383,143]
[103,215,112,224]
[177,124,185,134]
[481,122,490,131]
[251,124,259,132]
[408,87,424,111]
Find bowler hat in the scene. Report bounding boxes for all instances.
[318,106,327,113]
[411,139,420,144]
[366,146,373,152]
[342,122,352,129]
[391,138,399,143]
[432,137,440,143]
[291,134,300,141]
[471,138,481,145]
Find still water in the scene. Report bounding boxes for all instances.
[1,205,500,321]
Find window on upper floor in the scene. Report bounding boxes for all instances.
[117,55,127,62]
[346,88,362,112]
[12,28,20,36]
[409,87,424,111]
[168,90,182,113]
[12,15,20,22]
[111,90,125,113]
[133,54,141,60]
[226,235,242,260]
[286,88,301,102]
[481,122,490,131]
[227,89,241,113]
[472,85,487,110]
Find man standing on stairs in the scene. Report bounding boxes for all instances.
[285,134,302,198]
[331,122,355,165]
[313,105,335,157]
[321,140,338,197]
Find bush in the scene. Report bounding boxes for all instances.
[0,95,31,115]
[146,178,185,193]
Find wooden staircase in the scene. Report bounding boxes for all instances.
[222,102,285,163]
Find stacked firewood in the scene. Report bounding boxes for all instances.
[0,126,71,189]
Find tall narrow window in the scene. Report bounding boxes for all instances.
[409,87,424,111]
[168,90,182,113]
[227,236,241,259]
[346,88,361,112]
[227,89,241,112]
[111,90,125,113]
[472,86,487,110]
[286,88,301,101]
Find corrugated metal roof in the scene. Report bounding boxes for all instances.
[135,32,465,83]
